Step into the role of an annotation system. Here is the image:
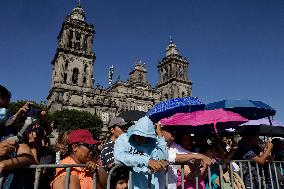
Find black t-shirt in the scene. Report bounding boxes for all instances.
[38,146,56,189]
[38,146,56,164]
[233,139,262,160]
[233,139,265,187]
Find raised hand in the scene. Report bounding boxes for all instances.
[85,161,98,173]
[148,159,164,173]
[0,140,16,157]
[155,123,163,137]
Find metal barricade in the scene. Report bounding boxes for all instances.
[105,161,284,189]
[1,161,284,189]
[0,164,97,189]
[106,162,211,189]
[107,164,126,189]
[232,160,284,189]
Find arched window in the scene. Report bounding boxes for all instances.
[83,76,86,84]
[138,73,143,81]
[65,60,69,69]
[169,65,172,78]
[84,64,88,72]
[164,67,168,81]
[182,92,185,97]
[72,68,79,84]
[75,32,81,50]
[63,73,67,83]
[179,66,184,78]
[76,32,81,41]
[176,65,179,77]
[83,36,88,50]
[165,93,168,100]
[97,98,101,104]
[68,30,73,48]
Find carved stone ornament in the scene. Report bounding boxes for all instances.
[101,112,109,122]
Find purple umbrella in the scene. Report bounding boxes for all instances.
[240,118,284,136]
[241,118,284,126]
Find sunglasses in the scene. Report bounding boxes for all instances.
[78,143,95,151]
[119,125,128,129]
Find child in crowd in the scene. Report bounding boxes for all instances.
[110,167,130,189]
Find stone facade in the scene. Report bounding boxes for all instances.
[47,5,192,129]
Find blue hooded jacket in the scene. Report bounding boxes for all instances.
[114,116,168,189]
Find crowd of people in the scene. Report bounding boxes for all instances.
[1,84,284,189]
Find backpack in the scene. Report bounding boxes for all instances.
[222,171,246,189]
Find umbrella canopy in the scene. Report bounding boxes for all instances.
[160,109,248,133]
[239,118,284,136]
[146,96,205,123]
[239,124,284,137]
[205,99,276,120]
[241,118,283,126]
[118,110,146,122]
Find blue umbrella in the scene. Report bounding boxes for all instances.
[205,99,276,120]
[146,96,205,123]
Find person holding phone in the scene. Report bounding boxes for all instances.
[0,85,35,189]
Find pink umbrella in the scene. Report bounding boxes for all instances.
[160,109,248,133]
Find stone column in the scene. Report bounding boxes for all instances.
[57,57,64,83]
[158,68,162,84]
[69,30,75,48]
[185,66,188,80]
[168,65,171,78]
[63,29,69,48]
[87,35,93,52]
[172,63,177,78]
[176,64,179,78]
[87,63,93,88]
[80,34,85,51]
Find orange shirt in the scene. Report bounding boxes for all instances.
[51,156,94,189]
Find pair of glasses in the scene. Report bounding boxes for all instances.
[78,143,94,151]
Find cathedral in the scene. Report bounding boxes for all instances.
[47,5,192,128]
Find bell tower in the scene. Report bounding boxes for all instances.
[47,4,96,111]
[156,39,192,101]
[128,60,148,85]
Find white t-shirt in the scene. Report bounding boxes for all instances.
[55,151,61,164]
[168,142,190,189]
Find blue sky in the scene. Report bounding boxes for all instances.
[0,0,283,121]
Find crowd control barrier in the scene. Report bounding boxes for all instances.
[1,161,284,189]
[0,164,97,189]
[107,161,284,189]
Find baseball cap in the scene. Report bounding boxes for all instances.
[68,129,100,145]
[108,117,127,129]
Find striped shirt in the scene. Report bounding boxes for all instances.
[100,139,115,172]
